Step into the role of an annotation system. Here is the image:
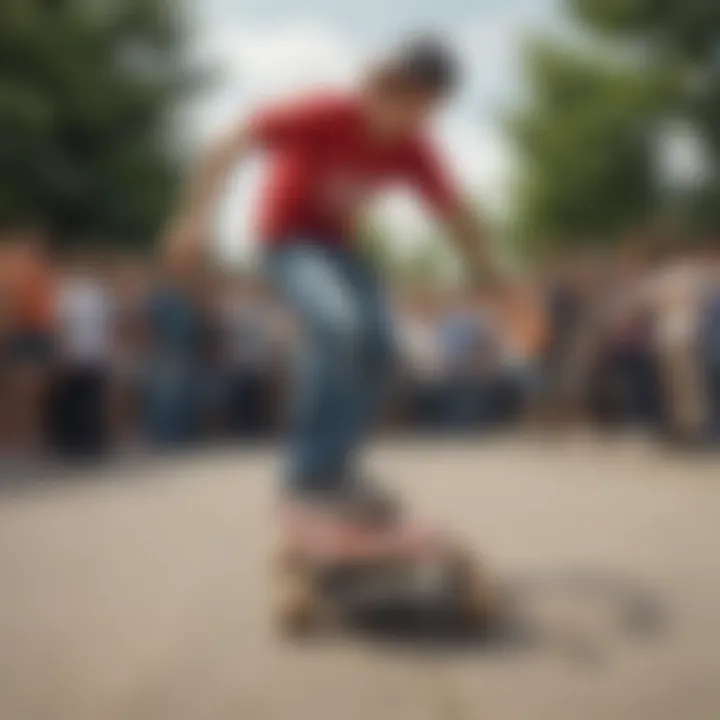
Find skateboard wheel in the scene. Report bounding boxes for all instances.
[273,547,321,637]
[276,574,318,637]
[449,548,497,628]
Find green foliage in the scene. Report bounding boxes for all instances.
[571,0,720,61]
[570,0,658,36]
[509,43,673,255]
[358,220,399,273]
[358,219,458,286]
[510,0,720,255]
[0,0,195,248]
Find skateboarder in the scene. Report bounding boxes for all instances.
[163,35,504,522]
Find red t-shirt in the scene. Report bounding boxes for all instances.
[249,92,460,245]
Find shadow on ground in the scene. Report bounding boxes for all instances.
[347,568,669,667]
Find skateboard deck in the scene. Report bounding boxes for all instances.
[273,502,496,636]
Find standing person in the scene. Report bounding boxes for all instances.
[436,291,498,430]
[0,242,13,454]
[698,250,720,443]
[52,253,115,458]
[496,280,548,424]
[110,259,149,449]
[162,36,503,517]
[540,263,591,424]
[195,271,226,440]
[395,289,445,430]
[589,250,662,433]
[1,230,55,459]
[143,251,204,447]
[221,277,282,439]
[649,252,709,445]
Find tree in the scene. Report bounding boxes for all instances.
[508,43,672,256]
[0,0,196,248]
[509,0,720,256]
[571,0,720,232]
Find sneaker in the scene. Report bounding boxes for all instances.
[284,476,399,528]
[337,473,400,527]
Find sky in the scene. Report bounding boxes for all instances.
[181,0,559,262]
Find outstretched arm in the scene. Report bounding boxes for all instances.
[443,202,504,289]
[162,94,339,264]
[163,122,255,262]
[410,141,504,288]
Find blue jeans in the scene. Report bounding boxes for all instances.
[438,376,492,430]
[706,361,720,442]
[265,243,396,493]
[143,357,202,446]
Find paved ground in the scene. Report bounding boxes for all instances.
[0,437,719,720]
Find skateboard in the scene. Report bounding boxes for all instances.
[273,502,496,637]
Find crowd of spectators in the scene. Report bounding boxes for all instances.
[1,229,719,464]
[549,243,720,446]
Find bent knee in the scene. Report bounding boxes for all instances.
[315,306,364,358]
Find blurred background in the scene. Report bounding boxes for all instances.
[1,3,720,720]
[1,0,719,463]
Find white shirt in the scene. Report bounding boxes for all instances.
[56,278,114,366]
[649,263,705,348]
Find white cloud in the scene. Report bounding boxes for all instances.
[188,22,359,140]
[208,24,357,95]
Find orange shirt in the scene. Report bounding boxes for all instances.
[502,289,548,359]
[1,246,54,333]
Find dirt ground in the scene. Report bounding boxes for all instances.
[0,437,719,720]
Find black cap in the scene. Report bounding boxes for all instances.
[388,34,461,96]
